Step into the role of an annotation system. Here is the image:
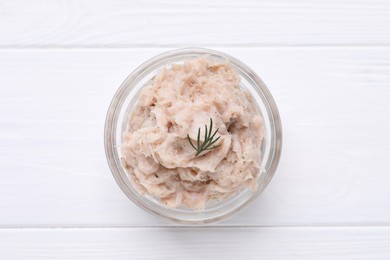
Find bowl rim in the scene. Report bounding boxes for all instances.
[104,47,282,225]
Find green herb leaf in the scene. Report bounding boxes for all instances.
[187,118,222,156]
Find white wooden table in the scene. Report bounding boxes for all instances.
[1,0,390,259]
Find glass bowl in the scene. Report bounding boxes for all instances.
[104,48,282,225]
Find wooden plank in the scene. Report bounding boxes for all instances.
[0,0,390,47]
[0,227,389,259]
[0,48,389,226]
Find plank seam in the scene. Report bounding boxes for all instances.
[1,44,390,50]
[0,224,389,229]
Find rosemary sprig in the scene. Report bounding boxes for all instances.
[187,118,221,156]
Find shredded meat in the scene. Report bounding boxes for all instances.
[122,57,264,209]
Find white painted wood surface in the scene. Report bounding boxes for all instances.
[1,48,390,227]
[1,0,390,47]
[1,227,390,259]
[1,0,389,258]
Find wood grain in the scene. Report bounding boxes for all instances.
[1,1,389,258]
[0,48,389,226]
[0,0,389,47]
[0,227,389,259]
